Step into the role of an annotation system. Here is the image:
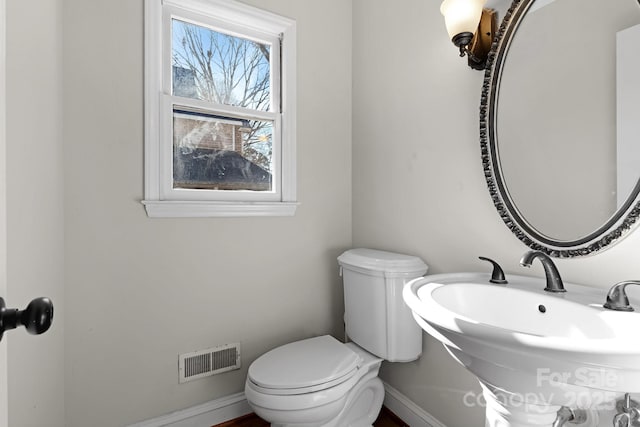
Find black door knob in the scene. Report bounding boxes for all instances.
[0,297,54,341]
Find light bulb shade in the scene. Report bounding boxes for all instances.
[440,0,487,40]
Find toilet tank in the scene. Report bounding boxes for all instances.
[337,248,428,362]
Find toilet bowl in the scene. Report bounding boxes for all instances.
[245,336,384,427]
[244,249,428,427]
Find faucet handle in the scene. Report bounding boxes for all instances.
[613,394,640,426]
[614,412,633,427]
[604,281,640,311]
[478,257,507,284]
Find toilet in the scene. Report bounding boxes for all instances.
[244,248,428,427]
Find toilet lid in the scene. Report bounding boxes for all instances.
[248,335,361,394]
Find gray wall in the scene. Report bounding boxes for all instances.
[5,0,65,426]
[352,1,640,426]
[62,0,352,426]
[7,0,640,426]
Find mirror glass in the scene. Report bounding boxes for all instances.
[483,0,640,256]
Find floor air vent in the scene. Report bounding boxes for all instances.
[179,343,241,383]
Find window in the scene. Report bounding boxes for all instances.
[143,0,297,217]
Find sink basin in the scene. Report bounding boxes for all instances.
[403,272,640,426]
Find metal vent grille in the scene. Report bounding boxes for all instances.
[179,343,241,383]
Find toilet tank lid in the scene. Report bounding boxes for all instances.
[338,248,427,275]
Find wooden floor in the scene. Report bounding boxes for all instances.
[213,406,409,427]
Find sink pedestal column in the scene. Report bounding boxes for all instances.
[481,382,562,427]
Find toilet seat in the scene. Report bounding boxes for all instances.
[245,337,383,419]
[247,335,362,396]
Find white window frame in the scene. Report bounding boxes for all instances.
[143,0,297,217]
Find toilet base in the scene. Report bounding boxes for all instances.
[332,375,384,427]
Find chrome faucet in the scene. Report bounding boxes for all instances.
[604,281,640,311]
[520,250,566,293]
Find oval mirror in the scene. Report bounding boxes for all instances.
[481,0,640,257]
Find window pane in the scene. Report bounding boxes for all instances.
[173,110,273,192]
[172,19,271,111]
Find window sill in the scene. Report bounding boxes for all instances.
[142,200,299,218]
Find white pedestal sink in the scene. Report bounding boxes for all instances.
[402,273,640,427]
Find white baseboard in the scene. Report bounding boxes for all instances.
[382,382,447,427]
[127,392,252,427]
[127,382,446,427]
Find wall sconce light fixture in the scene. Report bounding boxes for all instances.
[440,0,497,70]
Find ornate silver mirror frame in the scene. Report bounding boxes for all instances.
[480,0,640,258]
